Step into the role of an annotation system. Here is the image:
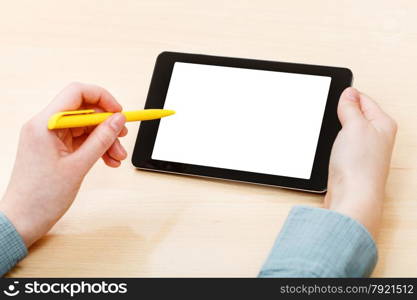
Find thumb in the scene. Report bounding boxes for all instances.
[73,113,126,172]
[337,87,364,126]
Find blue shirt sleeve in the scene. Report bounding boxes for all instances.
[258,206,377,278]
[0,212,28,276]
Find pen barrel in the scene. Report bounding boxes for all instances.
[50,109,174,129]
[55,113,113,128]
[122,110,169,121]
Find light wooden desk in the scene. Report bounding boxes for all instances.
[0,0,416,277]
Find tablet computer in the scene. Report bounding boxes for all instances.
[132,52,352,193]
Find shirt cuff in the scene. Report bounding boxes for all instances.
[0,212,28,276]
[259,206,377,278]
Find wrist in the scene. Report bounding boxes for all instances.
[325,177,385,238]
[0,195,44,248]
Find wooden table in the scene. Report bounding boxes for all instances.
[0,0,416,277]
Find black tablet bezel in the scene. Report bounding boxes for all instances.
[132,52,352,193]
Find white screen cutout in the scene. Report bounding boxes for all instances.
[152,62,331,179]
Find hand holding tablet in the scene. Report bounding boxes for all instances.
[132,52,353,192]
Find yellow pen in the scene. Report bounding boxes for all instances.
[48,109,175,130]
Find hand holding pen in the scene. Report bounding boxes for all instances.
[0,82,174,247]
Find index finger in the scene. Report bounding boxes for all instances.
[42,82,122,117]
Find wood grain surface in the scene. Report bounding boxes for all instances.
[0,0,416,277]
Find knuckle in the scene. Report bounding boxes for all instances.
[386,117,398,134]
[66,81,84,91]
[391,119,398,133]
[20,117,44,142]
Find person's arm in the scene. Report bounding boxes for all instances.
[259,87,397,278]
[0,82,128,276]
[259,206,377,277]
[0,212,27,276]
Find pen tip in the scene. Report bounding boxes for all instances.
[164,109,176,116]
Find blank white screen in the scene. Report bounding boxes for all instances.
[152,62,331,179]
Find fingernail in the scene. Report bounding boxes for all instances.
[116,140,127,157]
[110,113,126,131]
[120,145,127,157]
[345,87,359,102]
